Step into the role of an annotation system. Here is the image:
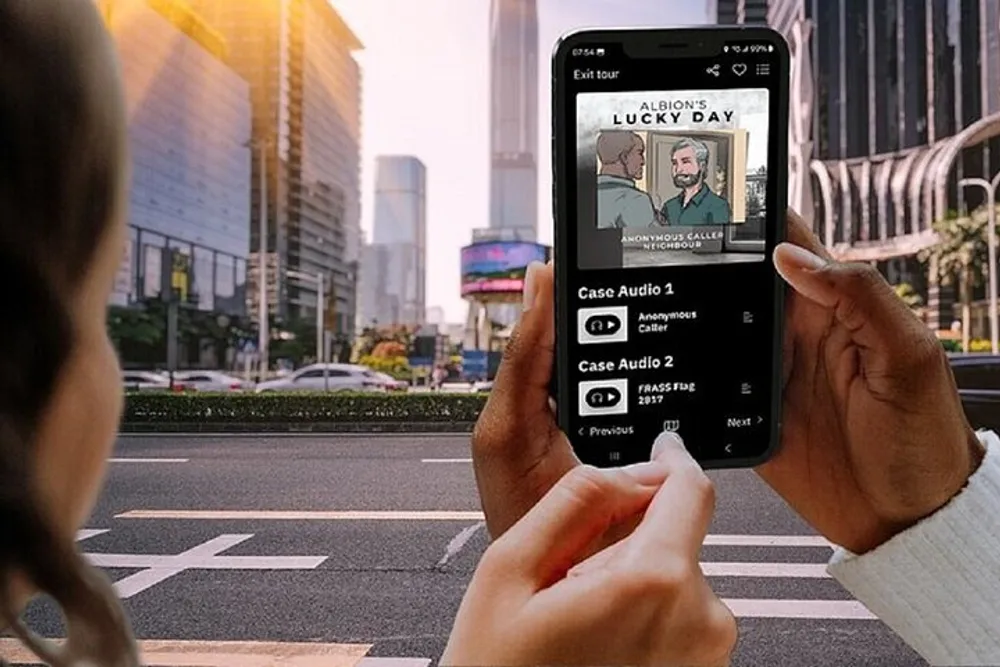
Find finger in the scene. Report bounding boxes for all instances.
[785,208,833,260]
[772,243,927,355]
[629,432,715,563]
[473,261,557,462]
[491,461,670,591]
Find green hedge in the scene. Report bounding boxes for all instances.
[123,392,488,425]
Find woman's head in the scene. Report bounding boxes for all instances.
[1,0,138,664]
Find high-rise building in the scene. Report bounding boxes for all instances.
[99,0,252,318]
[770,0,1000,333]
[712,0,770,24]
[489,0,538,241]
[356,244,400,328]
[190,0,363,337]
[359,156,427,327]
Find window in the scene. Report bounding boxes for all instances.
[215,254,236,297]
[951,360,1000,390]
[143,244,164,298]
[193,246,215,311]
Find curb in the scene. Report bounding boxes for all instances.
[119,422,478,434]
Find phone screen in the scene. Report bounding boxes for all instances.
[553,29,789,468]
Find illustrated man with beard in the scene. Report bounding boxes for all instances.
[660,137,731,225]
[595,131,665,228]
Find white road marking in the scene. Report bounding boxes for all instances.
[704,534,832,548]
[702,562,830,578]
[109,457,190,463]
[420,458,471,463]
[357,659,432,667]
[75,529,109,542]
[437,521,485,567]
[117,510,486,521]
[84,534,327,598]
[722,598,877,619]
[0,638,372,666]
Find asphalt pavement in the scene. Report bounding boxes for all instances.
[6,434,926,666]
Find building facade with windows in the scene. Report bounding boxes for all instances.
[720,0,1000,331]
[100,0,253,316]
[360,156,428,328]
[488,0,538,242]
[710,0,769,24]
[191,0,363,337]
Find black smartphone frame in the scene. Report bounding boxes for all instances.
[551,26,790,470]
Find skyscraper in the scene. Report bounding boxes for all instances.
[768,0,1000,334]
[191,0,363,337]
[489,0,538,241]
[712,0,770,24]
[359,156,427,327]
[99,0,252,321]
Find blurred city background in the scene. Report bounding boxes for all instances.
[98,0,1000,396]
[7,3,997,666]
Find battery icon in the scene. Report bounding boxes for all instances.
[596,48,605,56]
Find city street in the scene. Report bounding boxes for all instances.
[9,434,924,666]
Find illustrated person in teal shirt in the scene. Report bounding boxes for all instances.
[660,137,732,225]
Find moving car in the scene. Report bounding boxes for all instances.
[948,353,1000,432]
[172,370,250,393]
[255,363,385,393]
[372,371,408,392]
[122,371,171,392]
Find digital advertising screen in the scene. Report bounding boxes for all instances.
[460,241,550,297]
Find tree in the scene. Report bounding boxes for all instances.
[919,207,994,352]
[892,282,924,317]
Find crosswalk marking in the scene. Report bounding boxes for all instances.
[420,458,472,463]
[109,457,190,463]
[704,534,832,548]
[117,510,487,520]
[702,562,830,578]
[71,527,873,621]
[0,639,372,666]
[723,598,877,620]
[75,528,109,542]
[83,534,328,599]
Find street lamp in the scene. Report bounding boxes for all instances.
[244,138,272,379]
[958,175,999,354]
[286,269,329,390]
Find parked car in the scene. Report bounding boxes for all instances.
[371,371,409,392]
[255,363,385,393]
[172,370,250,392]
[948,353,1000,432]
[122,371,171,392]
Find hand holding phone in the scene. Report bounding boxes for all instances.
[445,432,736,667]
[552,27,790,469]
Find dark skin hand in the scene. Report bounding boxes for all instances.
[471,210,985,556]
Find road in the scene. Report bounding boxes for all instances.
[7,434,925,666]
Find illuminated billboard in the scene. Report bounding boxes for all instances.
[461,241,550,297]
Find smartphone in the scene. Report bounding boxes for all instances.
[551,27,789,469]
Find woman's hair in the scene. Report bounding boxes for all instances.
[0,1,138,665]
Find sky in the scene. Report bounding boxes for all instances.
[331,0,711,323]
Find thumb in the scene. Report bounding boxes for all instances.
[493,462,669,591]
[772,243,923,353]
[475,261,556,446]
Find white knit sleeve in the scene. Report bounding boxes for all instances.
[827,430,1000,666]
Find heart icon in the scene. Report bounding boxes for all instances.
[732,63,747,76]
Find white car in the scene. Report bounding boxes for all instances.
[372,371,409,392]
[255,363,384,393]
[122,371,171,392]
[173,370,249,392]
